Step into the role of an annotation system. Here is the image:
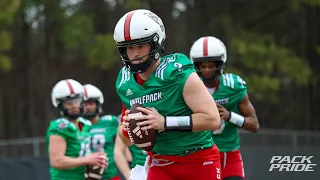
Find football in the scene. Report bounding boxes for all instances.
[128,103,157,152]
[85,165,105,180]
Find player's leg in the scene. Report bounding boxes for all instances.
[221,150,245,180]
[147,166,174,180]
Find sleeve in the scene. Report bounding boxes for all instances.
[47,121,70,140]
[111,115,120,127]
[163,53,196,87]
[116,67,130,90]
[232,74,248,102]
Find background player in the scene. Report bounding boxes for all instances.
[47,79,107,180]
[190,36,259,180]
[83,84,119,180]
[114,9,221,180]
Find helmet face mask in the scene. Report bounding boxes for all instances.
[193,56,225,83]
[83,99,102,119]
[114,10,166,73]
[58,95,85,120]
[51,79,85,120]
[82,84,104,119]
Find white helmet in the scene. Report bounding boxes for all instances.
[190,36,227,81]
[113,9,166,73]
[83,84,104,118]
[51,79,84,119]
[83,84,104,104]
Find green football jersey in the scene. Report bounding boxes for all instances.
[116,53,213,156]
[89,115,119,179]
[46,117,92,180]
[211,73,247,152]
[129,144,148,168]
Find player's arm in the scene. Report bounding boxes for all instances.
[182,72,221,131]
[114,134,131,180]
[49,135,88,169]
[238,94,259,133]
[125,147,132,162]
[136,72,220,132]
[118,104,134,146]
[49,135,107,169]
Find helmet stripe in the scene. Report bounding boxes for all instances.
[124,11,135,41]
[203,37,208,56]
[83,86,88,98]
[65,80,75,95]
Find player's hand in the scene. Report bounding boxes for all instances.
[135,107,165,131]
[122,110,131,132]
[85,152,109,168]
[217,104,230,120]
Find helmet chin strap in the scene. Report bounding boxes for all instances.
[59,103,85,120]
[61,110,82,120]
[128,56,156,73]
[202,77,216,84]
[83,102,102,119]
[126,50,159,74]
[83,112,97,119]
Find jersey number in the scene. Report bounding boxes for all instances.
[92,134,105,151]
[79,142,90,157]
[174,62,182,71]
[237,76,246,87]
[212,120,225,135]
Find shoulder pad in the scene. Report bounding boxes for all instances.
[50,118,76,131]
[155,53,194,81]
[221,73,247,91]
[100,115,119,126]
[78,117,92,126]
[116,66,131,89]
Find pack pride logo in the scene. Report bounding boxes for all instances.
[269,156,317,172]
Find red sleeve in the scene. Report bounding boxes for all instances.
[121,103,130,138]
[120,103,126,123]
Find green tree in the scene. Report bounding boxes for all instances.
[0,0,20,71]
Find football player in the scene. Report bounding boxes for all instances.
[83,84,121,180]
[190,36,259,180]
[114,9,221,180]
[47,79,107,180]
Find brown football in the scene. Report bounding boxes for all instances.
[128,103,157,152]
[85,165,105,180]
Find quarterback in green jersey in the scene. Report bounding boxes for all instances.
[83,84,122,180]
[47,79,107,180]
[114,9,221,180]
[190,36,260,180]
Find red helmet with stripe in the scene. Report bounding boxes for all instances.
[189,36,227,82]
[113,9,166,73]
[51,79,84,119]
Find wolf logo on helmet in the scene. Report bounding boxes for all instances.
[146,12,165,32]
